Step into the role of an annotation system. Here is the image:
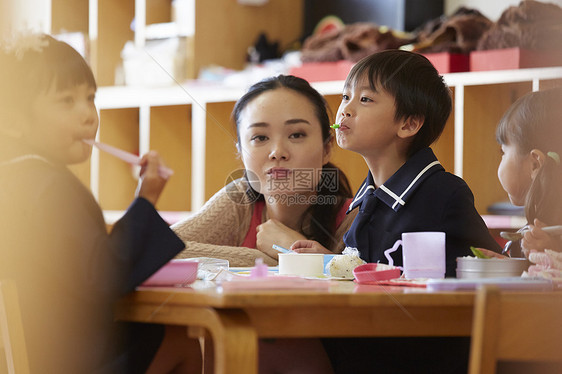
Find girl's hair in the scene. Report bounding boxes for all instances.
[345,50,452,157]
[496,87,562,225]
[232,75,353,249]
[0,34,96,132]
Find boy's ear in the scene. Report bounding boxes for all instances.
[397,115,424,139]
[529,149,546,180]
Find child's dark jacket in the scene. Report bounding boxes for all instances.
[344,147,501,277]
[0,137,184,373]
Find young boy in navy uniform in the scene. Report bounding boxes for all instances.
[293,49,500,274]
[292,50,501,373]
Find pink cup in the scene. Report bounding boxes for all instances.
[384,232,446,279]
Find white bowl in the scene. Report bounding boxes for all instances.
[456,257,529,279]
[278,253,324,277]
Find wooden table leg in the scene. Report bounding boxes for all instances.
[209,309,257,374]
[115,304,258,374]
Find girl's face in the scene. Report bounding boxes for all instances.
[237,88,331,197]
[335,75,403,159]
[497,143,534,206]
[23,82,98,165]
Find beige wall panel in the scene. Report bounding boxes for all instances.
[150,105,192,211]
[98,108,140,210]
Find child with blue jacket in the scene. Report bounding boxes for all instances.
[292,50,501,373]
[293,49,500,275]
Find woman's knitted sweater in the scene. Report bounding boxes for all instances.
[172,179,356,267]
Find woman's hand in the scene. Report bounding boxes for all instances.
[522,218,562,255]
[290,240,331,254]
[256,219,307,258]
[136,151,170,206]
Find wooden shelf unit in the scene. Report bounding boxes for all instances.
[49,1,562,226]
[90,67,562,224]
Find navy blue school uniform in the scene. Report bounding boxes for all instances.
[0,137,185,373]
[324,147,501,374]
[344,147,501,276]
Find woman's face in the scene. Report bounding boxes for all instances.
[23,82,98,165]
[497,143,534,206]
[237,88,331,199]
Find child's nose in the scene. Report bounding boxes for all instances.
[82,106,99,128]
[339,103,352,117]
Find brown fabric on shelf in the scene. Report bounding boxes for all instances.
[301,23,413,63]
[412,7,492,54]
[477,0,562,51]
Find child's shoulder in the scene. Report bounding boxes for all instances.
[2,155,86,200]
[421,168,473,195]
[435,169,469,185]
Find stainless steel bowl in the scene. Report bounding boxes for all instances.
[456,257,529,279]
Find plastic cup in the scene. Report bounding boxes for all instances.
[384,232,446,279]
[401,232,446,279]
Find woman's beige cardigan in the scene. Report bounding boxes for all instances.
[172,179,357,267]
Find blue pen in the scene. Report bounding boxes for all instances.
[272,244,293,254]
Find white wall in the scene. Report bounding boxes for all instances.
[0,0,51,38]
[445,0,562,20]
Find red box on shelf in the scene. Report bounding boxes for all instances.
[289,60,355,82]
[422,52,470,74]
[470,48,562,71]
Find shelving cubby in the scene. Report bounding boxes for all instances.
[49,1,562,228]
[93,67,562,227]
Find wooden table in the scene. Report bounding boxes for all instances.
[115,281,475,374]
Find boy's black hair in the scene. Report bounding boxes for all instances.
[345,50,452,156]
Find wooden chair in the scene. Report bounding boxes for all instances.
[468,285,562,374]
[0,280,30,374]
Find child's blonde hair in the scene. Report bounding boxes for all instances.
[496,87,562,225]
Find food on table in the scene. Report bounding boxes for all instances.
[327,248,365,278]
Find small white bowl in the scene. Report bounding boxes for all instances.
[456,257,529,279]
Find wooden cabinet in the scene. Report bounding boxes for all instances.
[51,0,303,86]
[90,68,562,225]
[49,1,562,225]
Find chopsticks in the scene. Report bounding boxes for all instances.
[500,225,562,241]
[272,244,294,254]
[84,139,174,178]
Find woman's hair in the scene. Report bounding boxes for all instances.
[0,34,96,133]
[496,87,562,225]
[345,50,452,157]
[232,75,353,249]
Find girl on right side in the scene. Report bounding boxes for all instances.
[496,86,562,257]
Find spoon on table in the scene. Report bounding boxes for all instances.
[500,225,562,241]
[83,139,174,178]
